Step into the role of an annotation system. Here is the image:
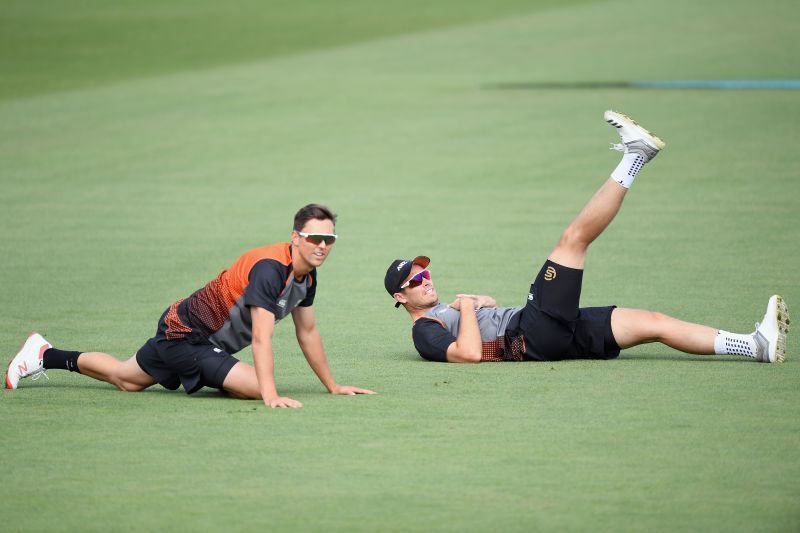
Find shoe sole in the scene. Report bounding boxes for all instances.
[773,295,790,363]
[604,110,666,151]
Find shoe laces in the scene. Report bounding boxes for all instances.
[30,368,49,382]
[610,142,625,153]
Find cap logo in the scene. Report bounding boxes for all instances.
[396,261,408,271]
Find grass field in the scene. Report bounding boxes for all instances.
[2,0,799,531]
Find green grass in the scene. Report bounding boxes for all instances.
[2,0,799,531]
[0,0,574,101]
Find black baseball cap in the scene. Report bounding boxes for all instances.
[384,256,431,308]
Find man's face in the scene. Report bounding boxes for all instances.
[396,264,438,309]
[291,218,336,272]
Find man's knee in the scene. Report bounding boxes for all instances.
[111,364,153,392]
[115,380,147,392]
[111,375,155,392]
[549,226,588,268]
[221,362,260,399]
[110,355,155,392]
[617,309,670,340]
[641,311,671,331]
[557,225,589,251]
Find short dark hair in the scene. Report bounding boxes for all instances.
[293,204,337,231]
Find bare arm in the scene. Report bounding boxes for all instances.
[251,306,302,408]
[445,295,483,363]
[292,306,376,396]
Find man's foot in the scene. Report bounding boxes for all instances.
[604,110,666,163]
[753,295,790,363]
[5,332,51,389]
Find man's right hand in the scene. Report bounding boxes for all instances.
[266,396,303,408]
[448,294,477,310]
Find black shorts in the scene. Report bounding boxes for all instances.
[135,310,240,394]
[512,260,620,361]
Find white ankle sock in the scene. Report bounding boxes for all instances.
[611,152,645,188]
[714,330,757,358]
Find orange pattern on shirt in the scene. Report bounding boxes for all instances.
[164,243,294,340]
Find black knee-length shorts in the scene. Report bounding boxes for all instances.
[134,310,239,394]
[509,260,621,361]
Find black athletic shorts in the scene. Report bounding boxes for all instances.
[135,310,240,394]
[510,260,620,361]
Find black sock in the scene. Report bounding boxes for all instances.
[43,348,83,373]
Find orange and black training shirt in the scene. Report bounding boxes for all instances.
[163,242,316,354]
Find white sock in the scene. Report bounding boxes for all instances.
[714,330,757,358]
[611,152,645,188]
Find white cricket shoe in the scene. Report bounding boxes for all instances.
[5,332,51,389]
[604,110,666,162]
[753,295,790,363]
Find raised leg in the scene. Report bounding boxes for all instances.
[548,178,628,269]
[548,111,665,270]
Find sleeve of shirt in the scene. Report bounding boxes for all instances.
[412,319,456,362]
[298,268,317,307]
[244,259,286,314]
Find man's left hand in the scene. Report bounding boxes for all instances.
[331,385,376,395]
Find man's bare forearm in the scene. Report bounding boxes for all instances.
[252,337,280,400]
[296,327,336,392]
[446,296,482,363]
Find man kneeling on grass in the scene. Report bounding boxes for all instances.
[384,111,790,364]
[7,204,374,408]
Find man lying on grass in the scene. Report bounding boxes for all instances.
[384,111,790,364]
[7,204,374,408]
